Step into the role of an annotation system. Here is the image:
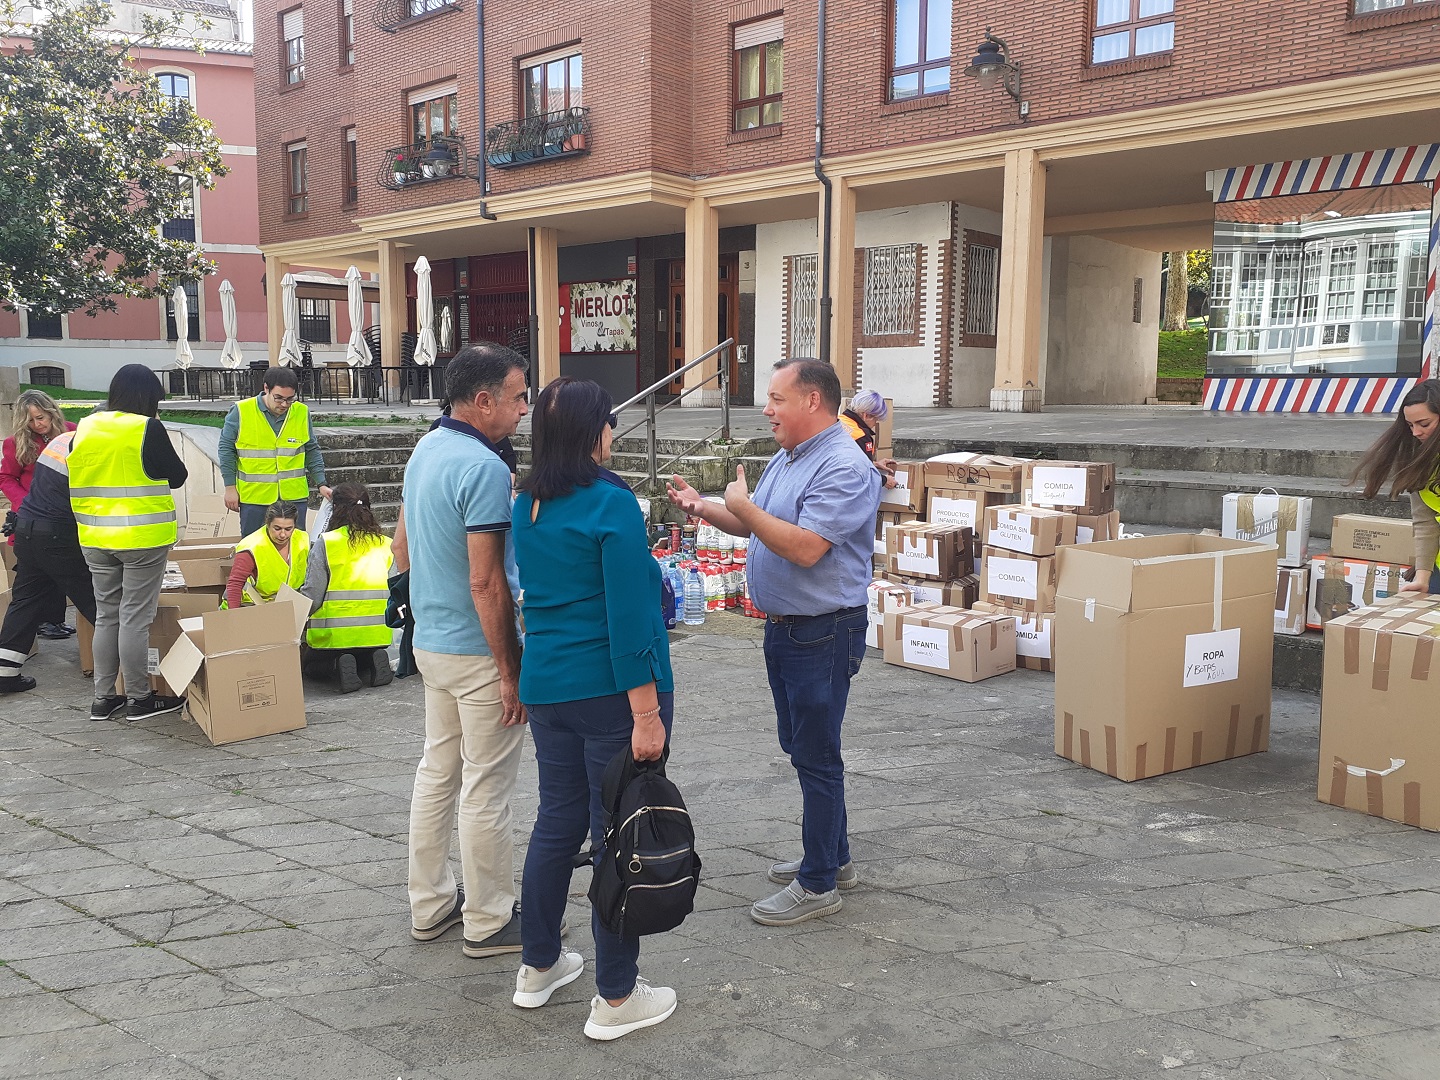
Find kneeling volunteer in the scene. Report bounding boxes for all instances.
[301,481,395,693]
[224,501,308,609]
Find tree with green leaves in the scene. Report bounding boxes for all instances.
[0,0,227,318]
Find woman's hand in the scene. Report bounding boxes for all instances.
[632,712,666,762]
[1400,568,1431,594]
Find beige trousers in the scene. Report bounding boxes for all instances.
[407,648,525,939]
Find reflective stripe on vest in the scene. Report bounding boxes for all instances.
[68,412,177,550]
[306,526,393,649]
[35,431,75,476]
[233,526,310,604]
[1420,483,1440,571]
[235,397,311,504]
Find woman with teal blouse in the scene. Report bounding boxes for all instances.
[510,377,678,1042]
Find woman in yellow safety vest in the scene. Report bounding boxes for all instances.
[301,481,395,694]
[1352,378,1440,595]
[224,501,309,609]
[68,364,190,722]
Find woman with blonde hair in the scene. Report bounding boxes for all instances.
[1,388,79,639]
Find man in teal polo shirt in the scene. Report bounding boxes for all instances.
[392,343,530,958]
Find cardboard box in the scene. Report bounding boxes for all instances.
[885,524,973,582]
[979,546,1059,614]
[927,488,1005,532]
[1329,514,1415,566]
[984,505,1079,558]
[882,603,1016,682]
[973,601,1056,672]
[875,510,921,542]
[922,453,1027,496]
[77,596,212,690]
[1075,510,1122,545]
[1054,534,1276,782]
[875,397,894,458]
[1307,555,1406,631]
[1275,566,1309,636]
[1221,491,1313,568]
[892,573,978,609]
[169,538,236,589]
[1021,461,1117,515]
[1319,595,1440,831]
[877,461,925,512]
[866,579,913,649]
[159,586,309,745]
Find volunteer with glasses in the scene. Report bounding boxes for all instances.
[219,367,332,536]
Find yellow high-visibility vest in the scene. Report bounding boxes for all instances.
[1420,482,1440,571]
[69,412,177,550]
[233,527,309,604]
[306,526,393,649]
[235,396,311,505]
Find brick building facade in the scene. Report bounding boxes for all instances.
[252,0,1440,410]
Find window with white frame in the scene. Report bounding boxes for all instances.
[1298,247,1322,324]
[1091,0,1174,65]
[407,0,456,17]
[410,83,458,145]
[1404,237,1428,319]
[157,72,191,105]
[25,309,63,339]
[340,0,355,65]
[1268,248,1301,325]
[733,16,783,130]
[281,8,305,84]
[1361,240,1400,317]
[523,49,582,118]
[786,253,818,358]
[163,173,196,242]
[862,245,919,337]
[1324,242,1357,321]
[1354,0,1437,11]
[166,281,200,341]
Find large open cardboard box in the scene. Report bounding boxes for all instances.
[1054,534,1276,781]
[159,586,309,745]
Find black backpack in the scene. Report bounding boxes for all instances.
[588,747,701,938]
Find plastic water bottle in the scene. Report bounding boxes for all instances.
[660,568,677,630]
[683,567,706,626]
[670,564,686,624]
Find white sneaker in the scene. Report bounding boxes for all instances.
[512,949,585,1008]
[583,978,677,1041]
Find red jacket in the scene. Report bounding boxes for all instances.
[1,422,78,543]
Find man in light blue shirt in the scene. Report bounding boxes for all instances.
[668,358,881,927]
[392,344,531,960]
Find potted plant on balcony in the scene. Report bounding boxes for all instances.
[391,150,408,185]
[561,107,587,153]
[485,123,517,167]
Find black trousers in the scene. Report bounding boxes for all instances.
[0,521,98,675]
[7,547,67,626]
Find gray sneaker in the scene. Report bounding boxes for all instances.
[583,978,677,1041]
[767,858,859,891]
[513,949,585,1008]
[750,879,842,926]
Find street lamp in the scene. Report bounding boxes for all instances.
[963,28,1028,121]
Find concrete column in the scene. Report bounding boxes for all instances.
[530,227,561,389]
[264,254,288,366]
[827,177,858,394]
[378,240,406,374]
[991,148,1046,412]
[682,196,721,407]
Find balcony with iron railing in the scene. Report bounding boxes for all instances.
[484,107,590,170]
[377,135,474,192]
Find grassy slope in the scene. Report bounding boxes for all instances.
[1157,329,1208,379]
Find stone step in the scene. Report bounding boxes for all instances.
[1116,469,1407,538]
[321,445,422,469]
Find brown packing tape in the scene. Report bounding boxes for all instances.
[1079,728,1092,769]
[1251,714,1265,755]
[1404,782,1421,828]
[1330,758,1349,808]
[1344,626,1360,676]
[1192,730,1204,768]
[1278,500,1298,537]
[1063,712,1074,759]
[1226,705,1240,759]
[989,620,998,650]
[1104,725,1118,778]
[1274,573,1288,613]
[1362,563,1378,606]
[1366,771,1384,818]
[1135,742,1148,779]
[1372,634,1392,692]
[1236,496,1255,535]
[1414,637,1434,681]
[1164,727,1177,773]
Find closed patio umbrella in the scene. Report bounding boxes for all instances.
[278,273,303,366]
[413,256,436,367]
[218,279,243,368]
[438,303,454,354]
[172,285,193,369]
[344,265,372,367]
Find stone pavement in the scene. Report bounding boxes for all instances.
[2,618,1438,1080]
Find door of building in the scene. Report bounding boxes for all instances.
[666,255,740,399]
[463,252,530,358]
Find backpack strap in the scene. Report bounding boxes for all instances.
[573,746,672,869]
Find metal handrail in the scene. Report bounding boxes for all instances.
[611,337,735,493]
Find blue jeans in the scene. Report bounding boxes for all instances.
[1430,569,1440,595]
[763,605,868,894]
[522,691,674,1000]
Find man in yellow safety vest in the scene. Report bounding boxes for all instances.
[220,367,332,536]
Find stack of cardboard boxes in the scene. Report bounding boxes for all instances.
[1308,514,1413,631]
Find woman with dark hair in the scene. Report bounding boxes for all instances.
[301,481,395,693]
[509,377,677,1041]
[2,388,79,638]
[224,501,308,609]
[1351,378,1440,594]
[68,364,188,721]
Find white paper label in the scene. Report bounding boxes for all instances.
[1076,526,1095,544]
[902,624,951,670]
[987,555,1038,601]
[895,536,938,576]
[892,469,909,489]
[987,513,1036,554]
[146,648,161,676]
[1014,617,1053,659]
[1182,628,1241,688]
[909,583,943,604]
[930,496,978,530]
[1030,467,1088,507]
